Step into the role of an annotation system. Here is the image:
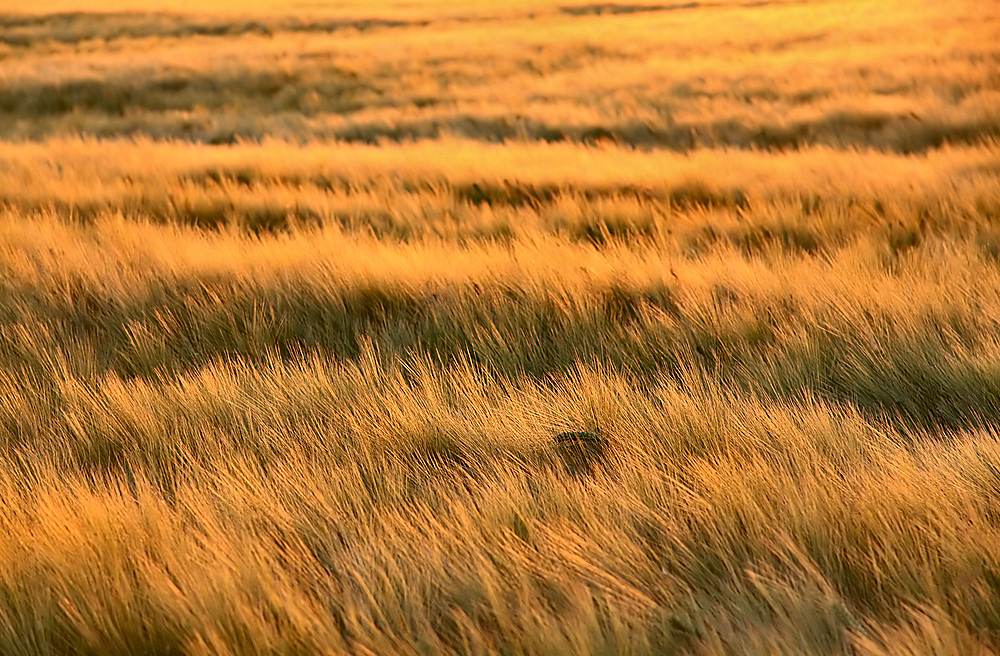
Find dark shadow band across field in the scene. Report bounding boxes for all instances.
[0,1,801,48]
[559,0,800,16]
[1,94,996,154]
[4,223,1000,436]
[0,67,377,119]
[0,12,426,48]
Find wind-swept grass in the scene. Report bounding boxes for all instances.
[2,0,998,148]
[1,136,1000,652]
[3,350,1000,654]
[3,0,1000,653]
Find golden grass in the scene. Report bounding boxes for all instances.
[2,0,997,149]
[2,0,1000,653]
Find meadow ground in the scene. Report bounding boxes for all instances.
[1,0,1000,653]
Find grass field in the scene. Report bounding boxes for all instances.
[2,0,1000,653]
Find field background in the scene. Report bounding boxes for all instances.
[2,0,1000,653]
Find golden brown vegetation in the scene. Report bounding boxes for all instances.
[2,0,1000,653]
